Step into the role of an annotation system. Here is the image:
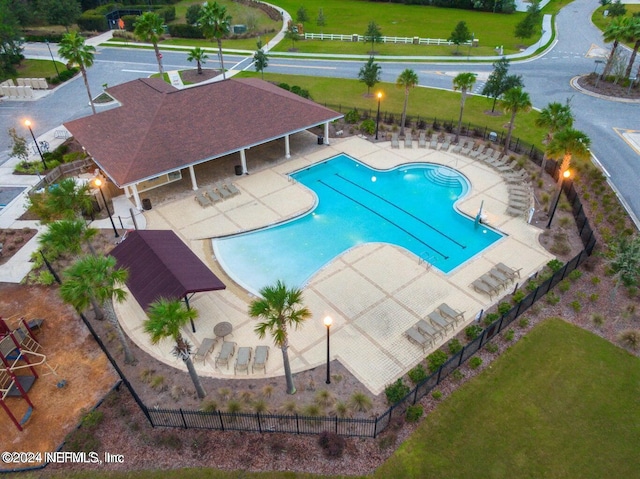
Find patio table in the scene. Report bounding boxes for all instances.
[214,321,233,339]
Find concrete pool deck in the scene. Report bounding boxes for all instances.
[115,135,555,395]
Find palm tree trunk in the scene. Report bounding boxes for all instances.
[625,40,640,79]
[281,343,296,394]
[85,240,97,256]
[81,67,96,115]
[197,60,202,74]
[602,41,619,78]
[104,300,136,365]
[217,39,226,80]
[153,42,163,74]
[90,295,104,320]
[503,109,517,154]
[400,89,409,137]
[183,355,206,399]
[455,91,466,143]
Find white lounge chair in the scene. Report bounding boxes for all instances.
[215,341,236,369]
[194,337,217,363]
[234,346,252,374]
[252,345,270,373]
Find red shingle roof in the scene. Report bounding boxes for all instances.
[64,78,342,187]
[111,229,226,311]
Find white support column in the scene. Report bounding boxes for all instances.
[240,149,248,174]
[285,134,291,159]
[124,185,131,198]
[189,165,198,190]
[324,122,330,145]
[131,184,142,210]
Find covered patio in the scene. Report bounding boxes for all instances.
[64,77,342,210]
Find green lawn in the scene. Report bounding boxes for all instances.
[48,319,640,479]
[236,71,547,147]
[375,319,640,478]
[592,4,640,44]
[14,59,66,79]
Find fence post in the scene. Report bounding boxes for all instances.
[180,408,187,428]
[458,347,464,366]
[218,410,225,431]
[296,413,300,434]
[335,415,338,434]
[373,416,378,438]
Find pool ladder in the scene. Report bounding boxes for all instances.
[418,252,435,270]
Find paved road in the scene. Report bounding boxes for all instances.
[1,0,638,225]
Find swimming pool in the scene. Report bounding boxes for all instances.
[213,154,503,294]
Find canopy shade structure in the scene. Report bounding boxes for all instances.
[111,230,225,311]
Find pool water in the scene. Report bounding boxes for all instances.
[213,154,503,294]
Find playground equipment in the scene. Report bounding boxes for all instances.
[0,317,53,431]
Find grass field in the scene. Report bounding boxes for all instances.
[14,59,66,79]
[47,319,640,479]
[236,71,547,147]
[592,4,640,46]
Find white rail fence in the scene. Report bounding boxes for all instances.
[304,33,478,46]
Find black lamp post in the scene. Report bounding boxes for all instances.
[45,40,60,77]
[546,169,570,229]
[375,92,382,140]
[324,316,332,384]
[24,120,47,170]
[94,176,119,238]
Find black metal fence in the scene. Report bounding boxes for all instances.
[76,138,596,438]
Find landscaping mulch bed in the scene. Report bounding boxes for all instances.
[576,73,640,100]
[180,68,220,85]
[0,228,37,265]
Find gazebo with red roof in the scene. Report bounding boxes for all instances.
[64,77,342,210]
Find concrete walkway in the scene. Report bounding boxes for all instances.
[115,136,554,395]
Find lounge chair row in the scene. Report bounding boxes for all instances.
[405,303,465,351]
[470,263,521,299]
[418,133,452,151]
[195,180,240,207]
[194,338,270,374]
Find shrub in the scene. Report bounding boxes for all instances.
[384,379,410,405]
[345,109,361,124]
[497,302,511,315]
[167,23,204,39]
[278,82,290,91]
[426,350,448,373]
[315,389,335,408]
[465,324,483,341]
[589,293,599,302]
[591,276,601,285]
[360,118,376,135]
[200,400,217,412]
[303,403,322,416]
[451,369,464,380]
[333,401,349,418]
[512,290,525,304]
[469,356,483,369]
[569,300,581,312]
[150,375,165,391]
[406,405,423,422]
[591,313,604,327]
[518,317,530,328]
[448,338,462,355]
[485,342,499,353]
[505,329,515,341]
[349,391,372,412]
[290,85,310,99]
[77,14,108,32]
[547,259,564,272]
[407,364,428,384]
[81,409,104,428]
[318,431,346,458]
[185,4,202,25]
[568,269,583,282]
[483,312,499,326]
[546,291,560,305]
[226,399,242,413]
[36,270,56,286]
[618,330,640,350]
[558,280,571,293]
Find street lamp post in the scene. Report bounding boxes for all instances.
[375,92,382,140]
[324,316,332,384]
[24,120,47,170]
[45,40,60,77]
[93,177,120,238]
[546,169,571,229]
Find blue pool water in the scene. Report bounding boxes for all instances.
[213,154,503,294]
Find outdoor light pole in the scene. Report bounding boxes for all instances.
[94,177,120,238]
[45,40,60,77]
[324,316,332,384]
[24,120,47,170]
[546,170,570,229]
[375,92,382,140]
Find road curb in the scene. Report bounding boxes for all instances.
[570,75,640,104]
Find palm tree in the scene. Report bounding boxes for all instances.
[144,298,206,399]
[27,177,93,223]
[602,17,630,79]
[249,280,311,395]
[545,127,591,186]
[58,31,96,115]
[133,12,165,75]
[501,86,532,154]
[535,101,574,171]
[198,1,232,80]
[39,219,98,258]
[187,47,209,75]
[452,72,477,143]
[60,255,136,365]
[624,17,640,79]
[396,69,419,138]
